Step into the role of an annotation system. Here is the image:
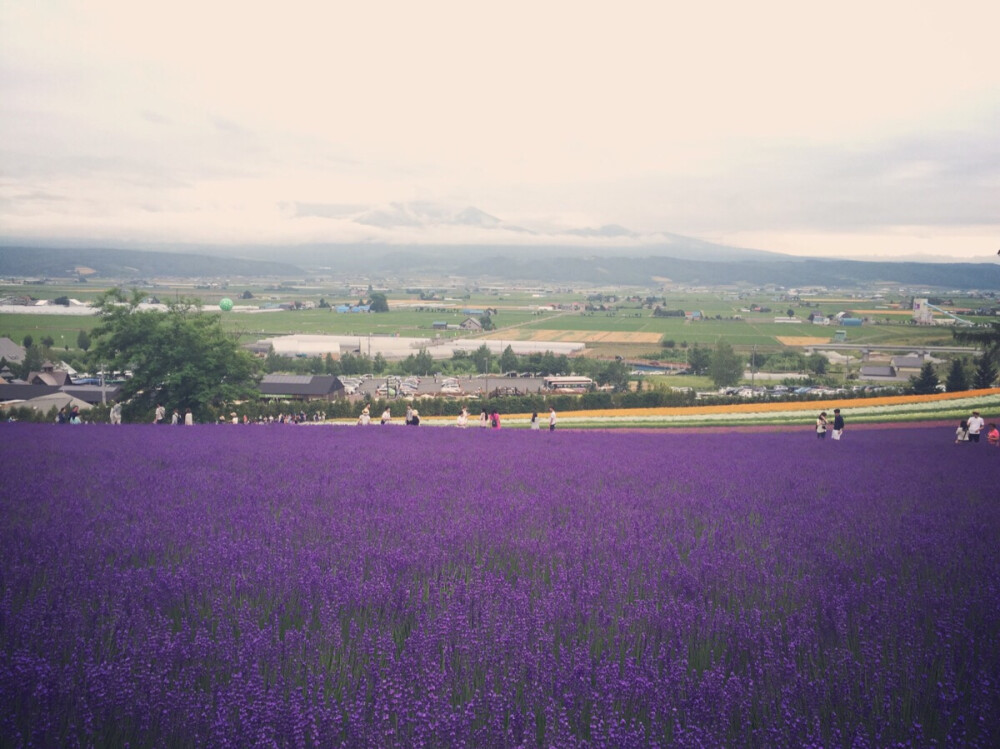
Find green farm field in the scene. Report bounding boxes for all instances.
[215,308,543,339]
[0,313,98,350]
[1,286,983,356]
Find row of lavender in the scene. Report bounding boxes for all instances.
[2,425,998,747]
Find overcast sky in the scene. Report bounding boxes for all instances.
[2,0,998,260]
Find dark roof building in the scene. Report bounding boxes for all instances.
[27,370,72,387]
[0,383,61,403]
[259,374,344,401]
[859,365,898,379]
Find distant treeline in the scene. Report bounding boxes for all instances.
[0,246,302,279]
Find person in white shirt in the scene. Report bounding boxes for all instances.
[548,407,557,432]
[967,411,986,443]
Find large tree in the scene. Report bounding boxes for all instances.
[945,357,969,392]
[499,344,519,374]
[709,341,744,389]
[687,344,711,376]
[90,290,259,421]
[909,362,940,395]
[972,354,998,389]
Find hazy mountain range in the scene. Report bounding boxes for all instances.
[2,203,998,289]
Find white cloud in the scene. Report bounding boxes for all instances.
[1,0,999,258]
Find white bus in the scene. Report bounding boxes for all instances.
[543,376,594,393]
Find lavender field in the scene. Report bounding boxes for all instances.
[2,424,999,747]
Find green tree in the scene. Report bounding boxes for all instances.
[41,335,55,348]
[973,354,998,389]
[945,357,970,392]
[368,292,389,313]
[479,312,496,332]
[806,352,828,375]
[324,353,341,376]
[17,343,43,379]
[709,341,744,388]
[471,344,492,374]
[413,348,434,376]
[748,349,769,370]
[90,290,259,421]
[22,334,33,349]
[499,345,518,373]
[372,352,387,374]
[909,362,940,395]
[595,359,630,391]
[77,329,91,352]
[687,344,711,376]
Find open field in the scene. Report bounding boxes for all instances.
[0,313,98,352]
[1,285,984,359]
[2,424,998,746]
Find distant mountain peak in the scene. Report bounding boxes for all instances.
[566,224,637,238]
[454,206,502,227]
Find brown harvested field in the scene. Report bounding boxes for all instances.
[492,329,662,344]
[775,336,833,346]
[849,309,915,316]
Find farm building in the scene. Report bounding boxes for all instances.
[259,374,344,401]
[859,365,899,380]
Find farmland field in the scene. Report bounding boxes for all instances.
[2,424,998,747]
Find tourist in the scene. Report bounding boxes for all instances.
[171,409,180,425]
[490,409,501,429]
[967,411,985,443]
[358,406,371,426]
[184,408,194,426]
[457,407,468,428]
[380,407,392,425]
[549,406,557,432]
[154,403,165,424]
[405,405,414,426]
[987,423,999,447]
[832,409,845,440]
[480,408,489,428]
[955,419,970,444]
[109,402,122,425]
[530,412,540,431]
[815,412,827,438]
[410,409,420,426]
